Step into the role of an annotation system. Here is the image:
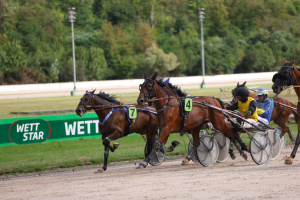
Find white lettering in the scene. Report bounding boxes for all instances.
[39,131,44,139]
[29,123,34,131]
[85,120,93,134]
[23,133,28,141]
[93,120,99,133]
[17,124,25,132]
[77,121,84,135]
[32,132,38,140]
[65,122,76,136]
[29,132,34,140]
[34,123,40,131]
[24,124,29,132]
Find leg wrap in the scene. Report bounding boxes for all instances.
[187,146,197,161]
[103,137,110,146]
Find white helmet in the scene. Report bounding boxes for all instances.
[257,88,268,96]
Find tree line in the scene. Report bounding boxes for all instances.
[0,0,300,84]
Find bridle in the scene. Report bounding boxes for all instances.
[139,78,156,103]
[78,92,94,114]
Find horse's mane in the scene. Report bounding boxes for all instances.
[156,78,186,97]
[95,91,122,105]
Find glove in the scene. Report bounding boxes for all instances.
[243,111,251,119]
[235,111,242,117]
[256,108,265,115]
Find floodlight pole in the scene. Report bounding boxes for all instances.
[199,8,205,89]
[68,7,76,96]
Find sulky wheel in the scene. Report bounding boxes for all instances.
[214,132,230,163]
[197,135,219,167]
[250,131,273,165]
[268,128,282,161]
[144,143,165,166]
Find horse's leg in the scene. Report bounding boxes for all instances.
[285,124,300,164]
[286,126,296,142]
[274,116,296,142]
[182,126,201,165]
[96,145,110,173]
[229,138,236,160]
[96,131,121,172]
[137,128,157,169]
[233,138,247,160]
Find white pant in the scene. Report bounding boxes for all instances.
[258,116,269,125]
[225,118,259,129]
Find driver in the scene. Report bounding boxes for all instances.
[226,87,258,127]
[255,88,274,125]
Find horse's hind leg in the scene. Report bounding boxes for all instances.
[233,139,247,160]
[286,126,296,142]
[182,126,202,165]
[229,138,236,160]
[274,116,296,142]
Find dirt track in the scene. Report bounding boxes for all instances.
[1,146,300,200]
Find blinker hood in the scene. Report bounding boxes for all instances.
[272,66,294,86]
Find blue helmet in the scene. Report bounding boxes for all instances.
[257,88,268,96]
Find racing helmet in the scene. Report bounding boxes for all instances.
[257,88,268,97]
[235,87,249,98]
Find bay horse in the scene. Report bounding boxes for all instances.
[272,59,300,164]
[231,81,298,142]
[75,90,159,172]
[137,73,248,167]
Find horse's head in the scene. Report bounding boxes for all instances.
[137,72,158,106]
[75,90,96,117]
[272,59,295,94]
[231,81,247,103]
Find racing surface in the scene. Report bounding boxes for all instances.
[1,146,299,200]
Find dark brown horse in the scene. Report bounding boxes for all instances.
[272,59,300,164]
[137,73,248,167]
[231,81,298,142]
[75,90,159,172]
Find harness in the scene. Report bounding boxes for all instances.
[80,92,157,136]
[140,79,191,136]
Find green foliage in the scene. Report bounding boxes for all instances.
[0,40,27,74]
[0,0,300,84]
[143,43,179,76]
[86,47,107,80]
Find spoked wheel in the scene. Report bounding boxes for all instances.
[268,129,282,161]
[214,132,230,163]
[197,135,219,167]
[144,143,165,166]
[250,131,273,165]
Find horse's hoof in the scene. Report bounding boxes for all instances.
[285,157,293,165]
[171,140,180,147]
[230,153,236,160]
[113,142,120,149]
[166,146,174,152]
[246,147,250,153]
[136,162,147,169]
[242,154,248,161]
[95,168,104,173]
[181,158,189,165]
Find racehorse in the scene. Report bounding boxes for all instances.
[272,59,300,164]
[137,73,248,167]
[75,90,159,172]
[231,81,298,142]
